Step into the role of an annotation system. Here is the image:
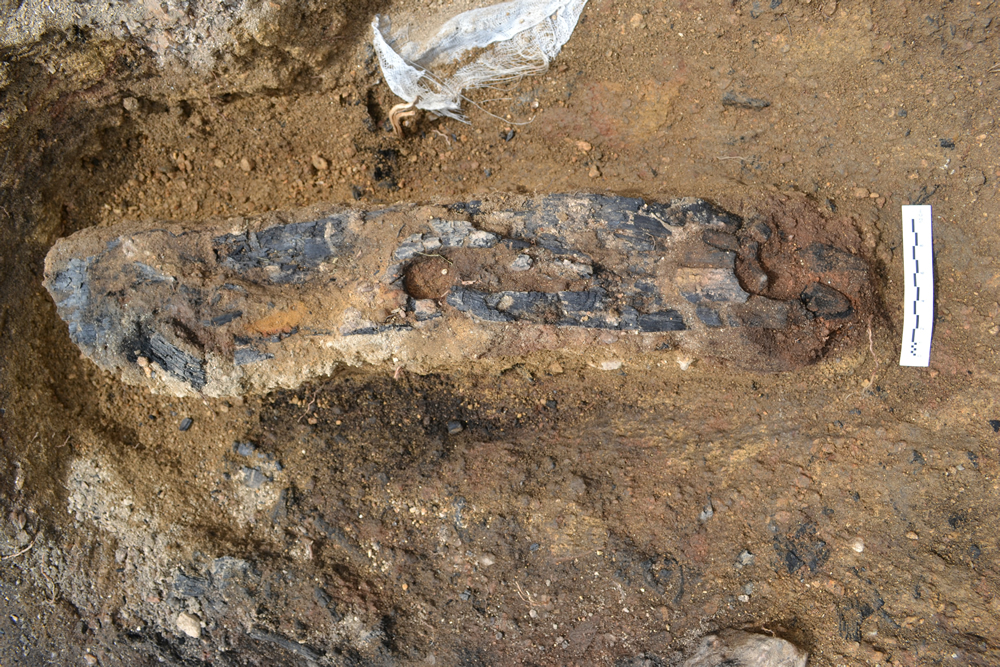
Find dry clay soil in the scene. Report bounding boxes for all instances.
[2,0,1000,665]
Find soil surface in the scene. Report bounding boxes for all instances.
[1,0,1000,665]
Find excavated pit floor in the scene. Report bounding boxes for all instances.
[1,1,999,664]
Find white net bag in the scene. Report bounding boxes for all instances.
[372,0,588,123]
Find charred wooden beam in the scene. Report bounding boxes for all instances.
[44,194,872,396]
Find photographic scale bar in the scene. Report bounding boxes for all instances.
[900,205,934,367]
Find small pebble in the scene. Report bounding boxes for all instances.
[906,531,919,540]
[509,254,533,271]
[588,165,602,179]
[176,611,202,639]
[850,537,865,553]
[965,170,986,187]
[413,299,439,320]
[122,96,139,112]
[447,421,464,435]
[853,187,870,198]
[178,418,193,432]
[599,360,622,371]
[311,155,329,171]
[239,157,254,172]
[234,441,256,456]
[242,467,267,489]
[83,654,98,666]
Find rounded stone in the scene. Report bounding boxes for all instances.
[176,611,202,638]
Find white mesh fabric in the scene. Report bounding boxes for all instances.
[372,0,587,122]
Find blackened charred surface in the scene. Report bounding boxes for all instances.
[414,195,772,335]
[773,523,830,575]
[637,202,685,228]
[668,198,741,232]
[447,200,483,216]
[173,572,209,597]
[630,214,674,237]
[499,194,692,245]
[446,288,513,322]
[749,221,773,242]
[637,311,686,332]
[167,316,204,349]
[721,91,771,109]
[535,231,575,255]
[493,290,565,324]
[609,535,684,603]
[246,627,324,662]
[696,305,724,328]
[208,310,242,327]
[129,261,174,285]
[372,148,399,189]
[448,286,687,331]
[262,375,481,460]
[557,288,605,314]
[730,298,797,330]
[212,216,347,284]
[702,229,740,252]
[47,257,117,351]
[800,283,853,319]
[122,322,206,390]
[837,595,884,642]
[682,246,737,269]
[233,346,274,366]
[798,242,869,275]
[641,555,681,596]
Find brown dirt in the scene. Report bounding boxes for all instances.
[2,0,1000,665]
